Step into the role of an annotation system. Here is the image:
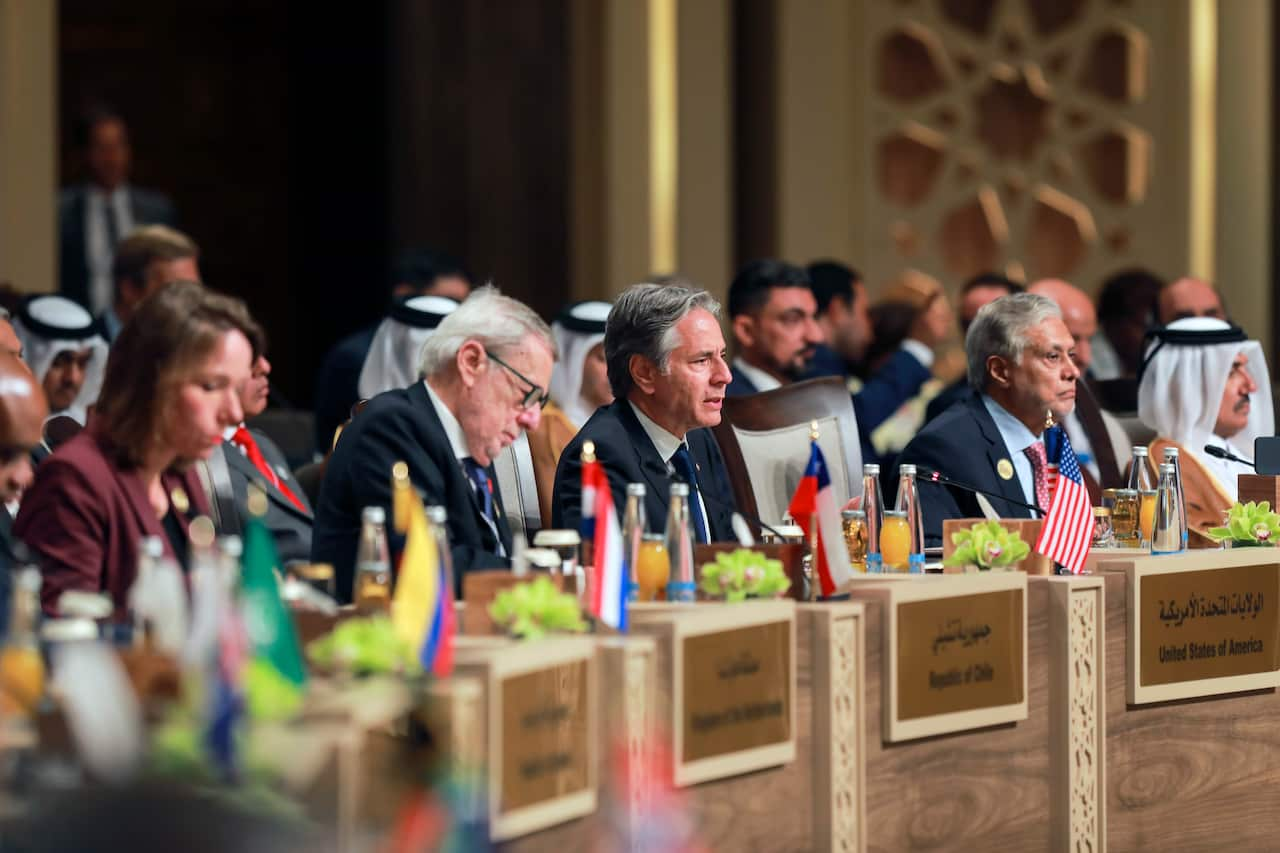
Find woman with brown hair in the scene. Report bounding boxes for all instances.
[15,280,260,618]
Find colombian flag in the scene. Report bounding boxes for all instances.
[391,494,455,676]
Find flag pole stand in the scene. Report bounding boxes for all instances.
[806,421,820,602]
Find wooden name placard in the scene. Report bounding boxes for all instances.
[631,599,797,787]
[849,572,1028,742]
[1117,549,1280,704]
[452,636,598,841]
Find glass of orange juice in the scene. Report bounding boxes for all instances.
[880,510,911,573]
[1138,490,1157,546]
[635,534,669,601]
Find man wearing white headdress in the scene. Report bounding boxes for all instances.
[13,296,109,426]
[528,300,613,525]
[356,295,459,401]
[1138,317,1273,541]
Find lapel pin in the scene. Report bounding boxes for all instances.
[170,487,190,515]
[997,459,1014,481]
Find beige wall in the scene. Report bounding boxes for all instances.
[0,0,56,294]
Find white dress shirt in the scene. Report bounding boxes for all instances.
[731,357,782,393]
[1201,436,1253,502]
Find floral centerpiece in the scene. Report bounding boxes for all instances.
[943,520,1031,571]
[488,576,588,640]
[699,549,791,602]
[1206,501,1280,547]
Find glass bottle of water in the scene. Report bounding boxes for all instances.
[1151,462,1185,555]
[622,483,647,601]
[894,464,926,573]
[354,506,392,612]
[664,483,696,603]
[862,463,883,574]
[1127,446,1155,492]
[1161,447,1189,548]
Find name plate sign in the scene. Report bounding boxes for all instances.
[631,599,797,787]
[454,636,598,841]
[1125,553,1280,704]
[850,572,1027,742]
[500,659,591,814]
[682,620,792,763]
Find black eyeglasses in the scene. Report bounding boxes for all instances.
[485,350,550,410]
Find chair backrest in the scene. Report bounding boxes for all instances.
[712,377,863,528]
[492,431,542,540]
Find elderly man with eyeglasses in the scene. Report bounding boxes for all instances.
[312,287,557,601]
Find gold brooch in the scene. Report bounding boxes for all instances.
[997,459,1015,481]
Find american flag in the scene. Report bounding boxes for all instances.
[1035,426,1093,574]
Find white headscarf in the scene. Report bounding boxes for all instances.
[13,295,109,425]
[549,301,611,427]
[1138,317,1274,496]
[357,295,458,399]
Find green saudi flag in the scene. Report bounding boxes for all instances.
[240,514,307,718]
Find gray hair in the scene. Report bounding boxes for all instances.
[418,285,557,377]
[965,292,1062,391]
[605,282,721,398]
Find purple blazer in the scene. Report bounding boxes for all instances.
[14,428,211,620]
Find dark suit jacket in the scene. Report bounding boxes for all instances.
[311,382,512,601]
[213,429,314,565]
[728,349,931,465]
[58,185,177,310]
[896,391,1035,548]
[313,325,377,453]
[13,429,210,619]
[551,400,737,541]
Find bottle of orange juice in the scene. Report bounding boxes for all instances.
[880,510,911,573]
[1,568,45,726]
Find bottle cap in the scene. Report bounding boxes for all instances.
[898,464,917,475]
[533,529,581,547]
[1159,462,1176,475]
[362,506,386,525]
[1132,446,1149,456]
[863,463,880,475]
[426,506,448,525]
[669,482,690,497]
[626,483,646,497]
[842,509,866,520]
[1162,447,1179,459]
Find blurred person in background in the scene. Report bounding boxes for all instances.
[13,296,109,426]
[1090,268,1162,381]
[313,248,472,453]
[59,105,178,315]
[1158,276,1226,325]
[924,272,1024,423]
[101,225,200,341]
[526,300,613,526]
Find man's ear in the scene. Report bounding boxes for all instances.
[630,354,658,396]
[732,314,756,351]
[986,354,1011,389]
[456,340,486,388]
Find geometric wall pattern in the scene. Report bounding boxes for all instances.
[862,0,1171,292]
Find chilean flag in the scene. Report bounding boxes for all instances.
[788,441,854,597]
[583,458,627,630]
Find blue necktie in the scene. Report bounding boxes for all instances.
[670,445,709,543]
[462,457,494,522]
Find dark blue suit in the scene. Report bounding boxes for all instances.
[312,325,377,452]
[312,382,511,601]
[896,391,1035,548]
[727,349,931,465]
[551,400,737,541]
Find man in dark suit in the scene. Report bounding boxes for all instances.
[898,293,1081,547]
[0,353,46,636]
[312,249,472,453]
[205,348,314,565]
[553,283,737,541]
[59,107,178,314]
[312,288,555,600]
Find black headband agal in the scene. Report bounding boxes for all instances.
[555,301,610,334]
[1137,323,1248,384]
[388,296,458,329]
